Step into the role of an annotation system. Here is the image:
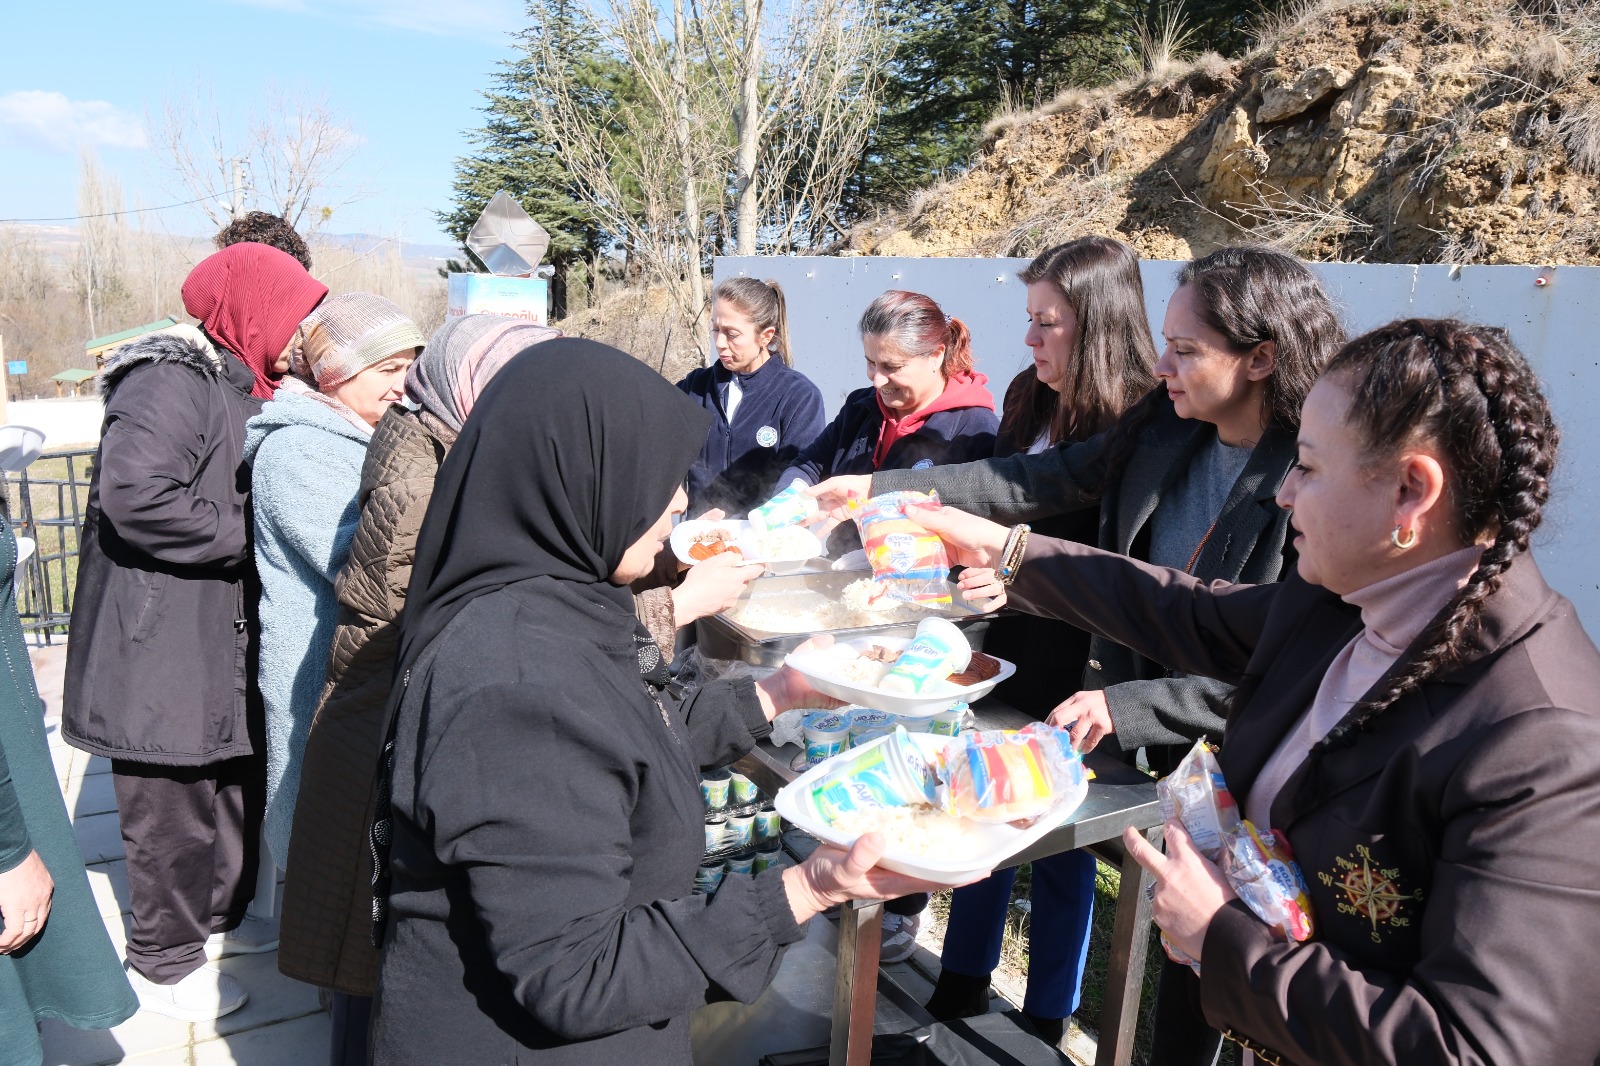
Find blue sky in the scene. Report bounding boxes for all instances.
[0,0,529,245]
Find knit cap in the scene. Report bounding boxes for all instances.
[298,292,426,389]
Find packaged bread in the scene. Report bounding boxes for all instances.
[941,723,1087,826]
[848,491,952,608]
[1156,739,1316,972]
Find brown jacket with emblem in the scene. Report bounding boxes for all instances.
[278,403,450,993]
[1010,536,1600,1066]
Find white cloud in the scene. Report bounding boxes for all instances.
[0,91,149,153]
[227,0,522,39]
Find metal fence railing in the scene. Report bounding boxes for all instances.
[3,449,96,641]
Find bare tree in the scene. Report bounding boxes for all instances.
[72,151,129,338]
[151,84,361,234]
[522,0,888,357]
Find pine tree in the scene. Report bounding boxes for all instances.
[438,0,624,318]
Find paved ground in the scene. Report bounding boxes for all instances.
[29,643,330,1066]
[25,640,1090,1065]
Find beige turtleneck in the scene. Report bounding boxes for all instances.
[1242,545,1484,829]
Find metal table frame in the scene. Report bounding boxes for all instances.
[734,702,1163,1066]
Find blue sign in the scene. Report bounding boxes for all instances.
[5,361,25,376]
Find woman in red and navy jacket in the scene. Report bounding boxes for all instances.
[678,278,825,516]
[780,289,997,490]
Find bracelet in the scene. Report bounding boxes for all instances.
[998,524,1030,585]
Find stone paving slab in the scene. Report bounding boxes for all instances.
[31,641,332,1066]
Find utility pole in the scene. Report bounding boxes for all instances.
[230,157,247,220]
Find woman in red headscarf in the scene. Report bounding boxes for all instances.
[63,242,326,1022]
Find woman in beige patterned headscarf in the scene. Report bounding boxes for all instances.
[276,313,560,1066]
[286,292,428,429]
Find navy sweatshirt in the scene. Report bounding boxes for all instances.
[678,357,825,515]
[780,384,998,486]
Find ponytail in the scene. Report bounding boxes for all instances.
[712,276,793,366]
[944,316,974,377]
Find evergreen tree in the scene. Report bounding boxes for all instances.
[848,0,1286,215]
[439,0,623,317]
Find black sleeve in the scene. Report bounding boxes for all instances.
[779,409,850,487]
[1007,536,1272,683]
[97,365,250,568]
[872,430,1110,524]
[672,677,771,771]
[418,682,805,1041]
[1102,676,1233,751]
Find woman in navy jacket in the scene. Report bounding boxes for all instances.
[678,278,825,516]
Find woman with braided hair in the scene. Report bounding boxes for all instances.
[919,318,1600,1064]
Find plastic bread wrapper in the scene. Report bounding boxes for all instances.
[1156,739,1316,973]
[941,723,1088,826]
[847,490,953,608]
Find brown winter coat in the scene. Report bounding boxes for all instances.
[278,404,449,994]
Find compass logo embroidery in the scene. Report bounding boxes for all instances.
[1317,843,1424,943]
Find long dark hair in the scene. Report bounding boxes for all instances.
[1093,245,1344,491]
[1315,319,1559,741]
[1000,237,1158,448]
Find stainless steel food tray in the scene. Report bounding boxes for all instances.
[695,569,994,668]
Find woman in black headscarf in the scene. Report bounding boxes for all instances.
[369,339,944,1065]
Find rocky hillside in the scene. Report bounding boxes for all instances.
[846,0,1600,264]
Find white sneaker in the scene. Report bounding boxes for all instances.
[127,962,248,1022]
[879,911,923,965]
[205,915,280,959]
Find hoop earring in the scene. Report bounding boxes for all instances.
[1391,526,1418,551]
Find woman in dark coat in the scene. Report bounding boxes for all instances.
[925,319,1600,1066]
[820,248,1344,1059]
[933,237,1156,1039]
[62,243,327,1020]
[370,338,944,1065]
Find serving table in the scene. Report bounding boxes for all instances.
[732,700,1163,1066]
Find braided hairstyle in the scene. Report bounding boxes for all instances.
[1316,318,1559,742]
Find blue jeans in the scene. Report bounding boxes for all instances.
[938,849,1096,1019]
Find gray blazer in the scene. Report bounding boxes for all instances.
[875,395,1297,755]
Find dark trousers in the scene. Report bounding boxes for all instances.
[112,755,265,983]
[885,893,928,917]
[1149,956,1223,1066]
[940,849,1097,1019]
[329,992,373,1066]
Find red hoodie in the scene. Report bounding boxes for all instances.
[872,370,995,469]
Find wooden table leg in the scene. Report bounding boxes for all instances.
[829,900,883,1066]
[1096,825,1163,1066]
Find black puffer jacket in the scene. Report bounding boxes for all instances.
[63,327,263,766]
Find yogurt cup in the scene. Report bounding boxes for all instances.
[927,702,968,737]
[704,814,728,852]
[803,711,852,766]
[755,805,783,842]
[725,851,756,876]
[752,843,784,873]
[726,813,756,849]
[749,479,818,534]
[729,771,761,806]
[700,770,732,810]
[694,859,726,894]
[849,709,896,742]
[806,728,940,823]
[880,618,972,694]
